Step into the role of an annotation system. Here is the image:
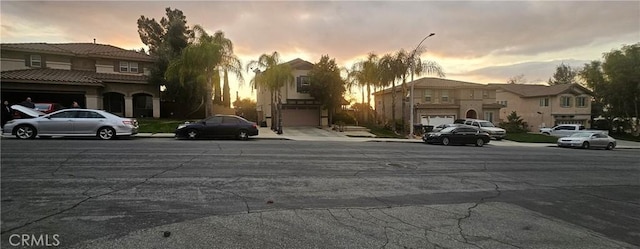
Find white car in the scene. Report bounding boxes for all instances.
[557,132,616,150]
[3,105,138,140]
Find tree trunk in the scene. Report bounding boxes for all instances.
[223,70,231,108]
[270,90,275,130]
[205,76,214,117]
[366,83,371,123]
[401,75,407,134]
[391,81,396,132]
[213,70,222,104]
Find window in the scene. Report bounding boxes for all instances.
[483,90,489,98]
[576,96,587,107]
[296,76,310,93]
[560,96,572,107]
[498,100,508,107]
[424,89,432,102]
[77,111,105,118]
[129,62,139,73]
[441,90,449,102]
[205,116,223,124]
[30,55,42,67]
[484,112,494,123]
[540,98,549,107]
[222,117,239,124]
[49,111,76,119]
[119,61,140,73]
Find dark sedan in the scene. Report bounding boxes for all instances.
[175,115,258,140]
[422,126,491,147]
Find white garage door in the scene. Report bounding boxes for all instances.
[281,108,320,126]
[420,115,455,126]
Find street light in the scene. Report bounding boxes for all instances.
[409,33,435,138]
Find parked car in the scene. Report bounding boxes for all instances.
[540,124,607,137]
[3,105,138,140]
[423,125,491,147]
[431,123,462,132]
[557,132,616,150]
[455,118,506,140]
[34,103,65,113]
[175,115,258,140]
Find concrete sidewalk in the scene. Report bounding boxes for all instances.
[132,128,640,148]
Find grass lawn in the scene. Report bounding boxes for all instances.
[505,132,558,143]
[137,118,186,133]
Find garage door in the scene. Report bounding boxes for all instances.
[281,108,319,126]
[420,115,455,126]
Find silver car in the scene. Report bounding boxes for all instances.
[557,131,616,150]
[2,105,138,140]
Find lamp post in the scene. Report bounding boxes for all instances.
[409,33,435,138]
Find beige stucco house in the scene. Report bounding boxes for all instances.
[373,77,504,127]
[255,58,328,127]
[492,83,593,130]
[1,42,159,118]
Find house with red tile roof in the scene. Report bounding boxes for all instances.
[255,58,329,127]
[491,83,593,130]
[373,77,505,128]
[1,42,159,118]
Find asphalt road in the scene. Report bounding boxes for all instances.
[1,138,639,249]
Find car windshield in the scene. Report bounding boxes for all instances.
[479,121,495,127]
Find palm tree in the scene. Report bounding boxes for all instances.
[210,30,244,108]
[391,49,411,133]
[246,52,294,130]
[165,27,223,117]
[378,54,395,129]
[360,53,379,124]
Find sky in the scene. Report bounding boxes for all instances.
[1,0,639,102]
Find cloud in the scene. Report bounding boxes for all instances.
[1,0,638,99]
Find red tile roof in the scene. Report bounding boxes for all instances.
[1,68,149,86]
[1,43,153,61]
[490,83,592,97]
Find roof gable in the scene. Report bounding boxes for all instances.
[492,83,592,97]
[284,58,314,70]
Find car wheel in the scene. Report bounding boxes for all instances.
[606,142,615,150]
[15,125,37,139]
[186,129,199,139]
[581,141,590,149]
[237,129,249,140]
[475,138,485,147]
[442,137,450,146]
[97,127,116,140]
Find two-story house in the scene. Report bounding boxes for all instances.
[255,58,328,127]
[492,83,593,130]
[374,77,504,127]
[1,42,159,118]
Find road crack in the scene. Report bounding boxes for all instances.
[456,182,503,249]
[1,150,206,235]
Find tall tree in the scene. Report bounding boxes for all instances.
[361,53,379,123]
[378,54,395,130]
[137,8,199,112]
[191,29,245,107]
[580,43,640,135]
[247,52,294,129]
[308,55,347,125]
[164,26,223,117]
[548,63,577,85]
